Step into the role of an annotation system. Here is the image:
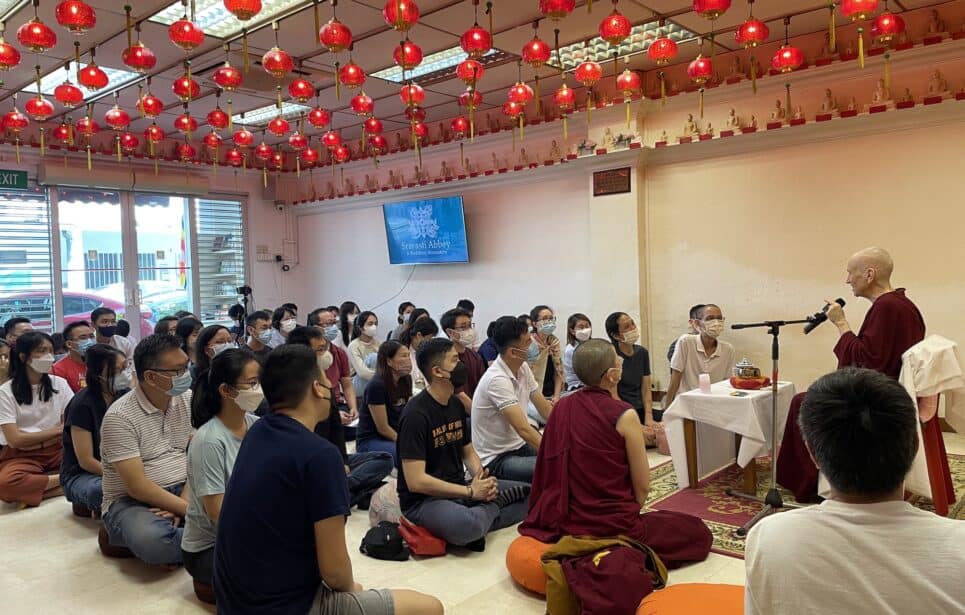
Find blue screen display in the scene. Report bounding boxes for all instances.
[382,196,469,264]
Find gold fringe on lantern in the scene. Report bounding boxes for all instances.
[335,61,341,100]
[40,128,45,157]
[213,149,218,176]
[242,28,249,73]
[698,88,705,118]
[587,0,592,13]
[263,166,267,188]
[116,135,121,161]
[296,157,301,178]
[751,55,758,93]
[534,75,541,117]
[242,154,247,172]
[626,100,631,128]
[15,138,20,164]
[884,53,891,90]
[154,156,158,176]
[563,115,568,140]
[785,82,792,122]
[587,91,592,125]
[340,167,344,188]
[519,114,524,142]
[828,2,836,53]
[149,136,155,158]
[85,144,91,170]
[660,71,667,106]
[227,99,233,131]
[857,27,865,69]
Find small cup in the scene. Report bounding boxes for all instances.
[699,373,712,394]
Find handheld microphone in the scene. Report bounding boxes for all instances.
[803,298,846,334]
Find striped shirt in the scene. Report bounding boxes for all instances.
[100,387,193,515]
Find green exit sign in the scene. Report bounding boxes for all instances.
[0,170,28,191]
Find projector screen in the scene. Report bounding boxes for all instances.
[382,196,469,265]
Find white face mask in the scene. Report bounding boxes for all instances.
[111,369,132,392]
[31,354,55,374]
[233,384,265,413]
[402,311,412,323]
[212,341,237,357]
[317,351,334,372]
[256,329,274,345]
[280,319,297,334]
[621,329,640,345]
[702,320,725,339]
[574,327,592,342]
[363,324,378,338]
[454,328,476,347]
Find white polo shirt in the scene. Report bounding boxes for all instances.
[471,356,539,466]
[109,335,135,360]
[670,334,736,390]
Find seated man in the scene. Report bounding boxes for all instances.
[91,307,135,361]
[240,310,273,363]
[397,338,532,551]
[100,334,193,566]
[471,316,553,482]
[746,368,965,614]
[440,308,487,414]
[51,320,95,393]
[520,340,712,569]
[309,306,360,428]
[214,344,442,615]
[663,303,736,407]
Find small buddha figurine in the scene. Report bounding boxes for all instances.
[900,88,914,104]
[927,69,949,96]
[728,56,743,78]
[746,56,764,79]
[818,31,837,58]
[438,122,449,141]
[488,112,499,132]
[387,171,396,187]
[441,160,452,179]
[770,99,786,121]
[703,122,714,137]
[549,139,562,160]
[491,152,499,170]
[464,157,474,174]
[683,113,699,137]
[844,41,855,57]
[927,9,946,35]
[344,178,355,194]
[364,173,372,189]
[725,108,741,130]
[871,78,893,104]
[847,96,857,112]
[659,130,668,143]
[602,127,615,150]
[748,115,758,129]
[395,132,407,152]
[326,182,336,199]
[518,147,529,166]
[820,88,840,115]
[793,105,805,120]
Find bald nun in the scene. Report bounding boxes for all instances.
[777,247,926,501]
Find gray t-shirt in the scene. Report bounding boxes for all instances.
[181,413,258,553]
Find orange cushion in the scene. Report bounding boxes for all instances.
[637,583,743,614]
[505,535,552,596]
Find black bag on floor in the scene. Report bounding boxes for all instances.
[360,521,410,562]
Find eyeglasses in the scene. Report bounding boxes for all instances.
[453,322,475,331]
[150,366,189,377]
[233,380,260,390]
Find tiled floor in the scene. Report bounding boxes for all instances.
[4,435,962,614]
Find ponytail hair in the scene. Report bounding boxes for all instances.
[191,349,257,429]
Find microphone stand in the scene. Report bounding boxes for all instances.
[726,316,812,537]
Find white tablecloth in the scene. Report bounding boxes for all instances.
[663,380,796,489]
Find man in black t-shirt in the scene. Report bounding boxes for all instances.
[396,338,531,551]
[214,345,441,615]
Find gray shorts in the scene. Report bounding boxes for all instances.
[309,584,395,615]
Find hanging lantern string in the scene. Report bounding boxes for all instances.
[828,1,836,53]
[883,52,891,90]
[313,0,320,41]
[242,27,249,73]
[857,26,865,69]
[190,0,196,21]
[74,42,81,81]
[124,5,133,49]
[485,1,493,41]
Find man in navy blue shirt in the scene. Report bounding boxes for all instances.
[214,344,442,615]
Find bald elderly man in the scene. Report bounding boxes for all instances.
[777,247,926,502]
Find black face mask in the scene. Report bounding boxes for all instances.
[447,360,469,389]
[98,325,117,338]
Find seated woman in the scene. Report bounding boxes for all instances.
[0,332,74,507]
[182,349,261,587]
[399,316,439,395]
[356,341,412,465]
[605,311,658,446]
[348,311,381,398]
[0,339,10,385]
[563,313,592,392]
[189,325,234,417]
[174,317,203,376]
[520,339,712,569]
[60,344,129,514]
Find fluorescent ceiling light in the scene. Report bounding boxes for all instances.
[371,47,505,84]
[0,0,27,23]
[149,0,304,39]
[37,65,141,99]
[232,101,310,126]
[555,22,698,71]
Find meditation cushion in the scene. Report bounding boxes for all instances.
[367,478,401,528]
[97,526,134,559]
[72,502,92,518]
[193,580,216,605]
[506,535,552,596]
[636,583,743,614]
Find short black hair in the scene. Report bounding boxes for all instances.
[51,333,65,353]
[695,304,720,320]
[604,311,628,342]
[4,316,30,337]
[262,343,320,411]
[228,304,246,321]
[398,301,415,315]
[689,304,706,320]
[492,316,529,353]
[174,317,203,355]
[324,305,339,313]
[174,310,194,319]
[529,305,553,323]
[306,307,327,327]
[115,319,130,337]
[90,307,116,324]
[399,316,439,347]
[417,338,453,384]
[440,307,471,332]
[456,299,475,312]
[799,367,919,497]
[272,306,295,330]
[281,302,298,314]
[85,344,125,401]
[287,325,323,347]
[245,310,271,328]
[63,320,92,340]
[194,324,229,375]
[133,333,183,382]
[154,316,178,335]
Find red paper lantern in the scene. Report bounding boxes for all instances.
[333,144,351,163]
[53,121,71,143]
[319,17,352,53]
[3,108,28,132]
[254,141,273,160]
[18,18,57,53]
[458,88,483,109]
[616,68,641,96]
[75,116,98,136]
[574,60,603,86]
[204,131,222,150]
[78,61,108,91]
[213,63,243,91]
[308,106,330,128]
[383,0,419,32]
[599,4,631,46]
[553,83,575,111]
[771,44,803,73]
[224,0,262,21]
[174,112,197,134]
[137,92,164,118]
[119,132,139,152]
[288,131,308,151]
[399,83,424,107]
[288,78,314,103]
[687,54,713,85]
[207,106,229,130]
[104,105,130,130]
[55,80,83,108]
[404,106,426,122]
[693,0,731,20]
[840,0,879,21]
[169,17,204,51]
[0,37,21,71]
[25,96,54,121]
[232,127,254,147]
[648,37,678,64]
[262,47,294,79]
[321,129,342,150]
[122,42,157,73]
[501,100,524,118]
[270,151,285,169]
[522,34,551,69]
[368,134,387,153]
[350,92,373,116]
[338,61,366,89]
[456,59,484,85]
[872,10,905,44]
[143,122,164,143]
[364,117,383,135]
[507,81,534,106]
[410,120,428,139]
[55,1,96,34]
[539,0,575,20]
[177,142,196,162]
[267,116,289,137]
[173,73,200,102]
[450,115,469,137]
[299,147,318,166]
[460,24,491,58]
[735,17,769,48]
[225,147,244,166]
[393,40,423,70]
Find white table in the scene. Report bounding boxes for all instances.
[663,380,796,491]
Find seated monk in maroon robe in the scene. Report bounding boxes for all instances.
[519,339,712,569]
[777,247,926,501]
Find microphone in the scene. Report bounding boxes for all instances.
[803,298,846,334]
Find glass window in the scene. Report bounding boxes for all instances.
[0,187,54,331]
[195,198,245,325]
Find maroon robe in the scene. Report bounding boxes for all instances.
[777,289,926,501]
[520,387,711,568]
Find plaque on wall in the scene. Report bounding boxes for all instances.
[593,167,631,197]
